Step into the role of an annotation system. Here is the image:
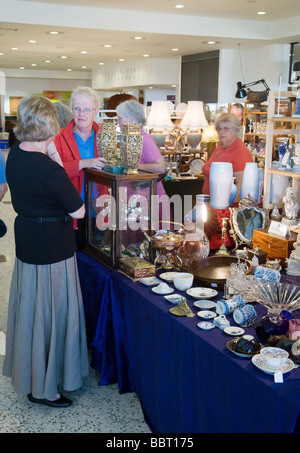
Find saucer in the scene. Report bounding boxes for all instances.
[197,310,216,319]
[159,272,178,282]
[252,354,295,375]
[164,294,182,304]
[152,286,174,295]
[139,277,161,286]
[227,339,262,358]
[224,326,245,336]
[194,300,216,310]
[197,321,215,330]
[186,287,218,299]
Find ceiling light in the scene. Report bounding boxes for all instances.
[143,54,149,57]
[0,53,3,56]
[60,55,68,59]
[99,62,104,65]
[11,47,18,50]
[80,51,88,54]
[172,48,179,51]
[19,66,24,70]
[133,36,143,40]
[44,60,51,63]
[31,63,37,66]
[104,44,112,48]
[67,68,72,71]
[81,66,87,69]
[175,4,184,8]
[28,40,36,43]
[207,41,216,44]
[119,59,125,62]
[257,11,266,15]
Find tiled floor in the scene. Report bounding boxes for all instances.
[0,150,151,433]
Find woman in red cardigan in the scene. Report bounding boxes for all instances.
[54,86,106,248]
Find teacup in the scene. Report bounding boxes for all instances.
[233,304,257,326]
[260,347,289,370]
[216,295,246,316]
[173,273,194,291]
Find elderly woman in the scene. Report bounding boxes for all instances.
[202,113,253,202]
[3,96,89,407]
[116,100,170,227]
[54,86,106,248]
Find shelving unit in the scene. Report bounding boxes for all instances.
[263,90,300,210]
[243,101,267,154]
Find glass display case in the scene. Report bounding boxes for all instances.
[84,168,158,268]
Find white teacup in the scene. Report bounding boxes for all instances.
[260,347,289,370]
[173,273,194,291]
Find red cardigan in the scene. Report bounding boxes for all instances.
[54,119,99,196]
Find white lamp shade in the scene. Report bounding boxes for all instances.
[146,101,173,129]
[180,101,208,129]
[0,71,6,95]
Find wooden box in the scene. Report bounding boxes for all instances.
[253,228,297,266]
[118,257,155,279]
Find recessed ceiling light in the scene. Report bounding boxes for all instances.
[143,54,149,57]
[67,68,72,71]
[148,87,153,89]
[60,55,68,59]
[119,59,125,62]
[45,31,63,35]
[28,40,36,43]
[80,51,88,54]
[11,47,18,50]
[19,66,24,69]
[175,4,184,8]
[0,53,3,56]
[207,41,216,44]
[31,63,37,66]
[44,60,51,63]
[133,36,144,40]
[257,11,266,15]
[172,48,179,51]
[81,65,87,69]
[99,62,104,65]
[104,44,112,48]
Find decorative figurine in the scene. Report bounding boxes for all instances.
[282,186,299,225]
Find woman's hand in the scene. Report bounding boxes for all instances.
[79,157,107,171]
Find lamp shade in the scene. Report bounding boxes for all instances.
[235,81,247,98]
[201,124,219,143]
[146,100,173,129]
[180,101,208,129]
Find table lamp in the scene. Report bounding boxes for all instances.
[146,100,173,148]
[201,123,219,160]
[180,101,208,152]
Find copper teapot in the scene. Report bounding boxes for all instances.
[143,223,185,269]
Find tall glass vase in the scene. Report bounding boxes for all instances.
[240,162,259,202]
[209,162,233,209]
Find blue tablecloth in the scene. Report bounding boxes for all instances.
[77,251,300,433]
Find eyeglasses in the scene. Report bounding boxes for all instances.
[216,126,234,133]
[73,107,95,113]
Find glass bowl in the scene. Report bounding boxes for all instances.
[250,282,300,322]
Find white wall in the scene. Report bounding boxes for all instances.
[218,44,291,104]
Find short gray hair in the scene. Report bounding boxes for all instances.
[116,100,146,126]
[70,86,101,110]
[14,96,60,142]
[215,113,241,133]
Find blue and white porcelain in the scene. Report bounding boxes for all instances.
[213,315,230,330]
[197,310,216,319]
[240,162,259,202]
[209,162,233,209]
[216,295,246,316]
[197,321,215,330]
[233,304,257,326]
[254,266,281,283]
[260,347,289,370]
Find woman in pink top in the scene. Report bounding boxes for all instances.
[116,100,171,228]
[202,113,253,202]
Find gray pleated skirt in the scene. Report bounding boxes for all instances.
[2,255,89,400]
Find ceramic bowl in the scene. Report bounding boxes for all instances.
[173,273,194,291]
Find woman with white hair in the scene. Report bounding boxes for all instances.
[54,86,106,248]
[202,113,253,202]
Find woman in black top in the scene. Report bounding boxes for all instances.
[3,96,89,408]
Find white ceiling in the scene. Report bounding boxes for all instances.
[0,0,300,73]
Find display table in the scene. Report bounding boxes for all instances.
[77,251,300,433]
